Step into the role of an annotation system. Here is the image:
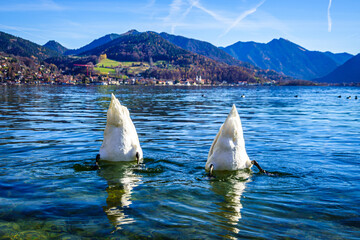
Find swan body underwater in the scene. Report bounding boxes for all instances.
[205,104,266,175]
[96,93,143,164]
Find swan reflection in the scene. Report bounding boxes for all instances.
[98,162,141,231]
[210,170,250,236]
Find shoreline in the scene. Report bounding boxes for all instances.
[0,83,357,87]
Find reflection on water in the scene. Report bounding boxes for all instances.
[210,171,250,236]
[98,162,141,231]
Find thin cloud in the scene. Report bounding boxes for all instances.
[220,0,266,37]
[145,0,156,9]
[0,0,64,12]
[0,24,48,41]
[328,0,332,32]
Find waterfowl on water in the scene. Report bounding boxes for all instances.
[205,105,266,176]
[347,96,351,99]
[241,94,245,98]
[338,95,342,98]
[97,93,143,163]
[355,96,358,100]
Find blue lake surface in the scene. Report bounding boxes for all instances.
[0,85,359,239]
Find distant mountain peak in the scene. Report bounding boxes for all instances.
[44,40,68,54]
[279,37,290,42]
[268,37,299,47]
[45,40,57,44]
[122,29,140,36]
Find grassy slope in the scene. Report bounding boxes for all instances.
[96,58,121,67]
[94,58,120,74]
[94,58,150,75]
[94,67,116,74]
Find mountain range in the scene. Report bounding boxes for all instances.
[223,38,353,80]
[159,32,241,66]
[44,30,264,84]
[0,29,358,84]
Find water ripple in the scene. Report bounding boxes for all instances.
[0,85,359,239]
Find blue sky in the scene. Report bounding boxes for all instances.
[0,0,359,54]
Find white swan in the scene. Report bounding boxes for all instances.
[98,93,143,162]
[205,104,265,173]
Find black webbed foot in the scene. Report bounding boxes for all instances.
[252,160,267,174]
[136,152,140,165]
[93,154,100,170]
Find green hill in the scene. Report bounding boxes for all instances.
[0,31,59,60]
[81,31,191,62]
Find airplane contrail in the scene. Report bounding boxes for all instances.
[220,0,266,37]
[165,0,183,33]
[328,0,332,32]
[190,0,229,24]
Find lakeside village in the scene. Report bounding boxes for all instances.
[0,53,276,87]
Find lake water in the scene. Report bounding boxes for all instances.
[0,85,359,239]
